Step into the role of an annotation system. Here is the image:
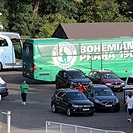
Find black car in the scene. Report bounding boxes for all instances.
[85,84,120,112]
[0,77,8,98]
[88,70,125,91]
[51,89,95,116]
[55,69,92,89]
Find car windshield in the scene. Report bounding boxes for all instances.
[67,92,87,100]
[93,88,114,96]
[68,71,86,79]
[127,77,133,85]
[102,72,118,79]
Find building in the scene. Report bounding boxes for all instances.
[52,22,132,39]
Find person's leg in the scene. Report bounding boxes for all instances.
[23,93,27,105]
[21,93,24,105]
[128,109,132,121]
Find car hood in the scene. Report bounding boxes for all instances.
[102,78,123,83]
[94,96,116,101]
[70,78,91,84]
[70,99,93,105]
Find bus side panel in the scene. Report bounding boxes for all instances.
[33,44,59,82]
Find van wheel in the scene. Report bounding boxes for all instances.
[0,63,2,71]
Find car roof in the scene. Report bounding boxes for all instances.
[59,69,82,72]
[91,70,112,73]
[127,75,133,78]
[89,84,109,89]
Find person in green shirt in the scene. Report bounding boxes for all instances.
[20,80,29,105]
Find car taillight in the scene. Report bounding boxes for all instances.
[4,83,8,90]
[6,86,8,91]
[33,64,37,70]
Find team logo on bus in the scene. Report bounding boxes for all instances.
[26,46,29,54]
[52,42,77,69]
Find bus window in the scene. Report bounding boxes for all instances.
[11,38,22,59]
[0,38,8,47]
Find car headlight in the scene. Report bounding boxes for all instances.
[72,104,79,108]
[115,98,119,103]
[95,99,101,104]
[121,82,125,86]
[89,81,93,84]
[105,83,111,86]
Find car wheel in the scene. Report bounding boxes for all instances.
[51,104,58,113]
[56,83,60,89]
[0,94,2,101]
[66,108,72,116]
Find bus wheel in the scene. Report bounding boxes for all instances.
[0,63,2,71]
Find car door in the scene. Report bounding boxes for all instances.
[86,86,94,102]
[89,71,100,84]
[56,71,67,88]
[59,92,68,111]
[94,72,101,84]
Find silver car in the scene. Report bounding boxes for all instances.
[0,77,8,99]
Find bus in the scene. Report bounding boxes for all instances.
[22,37,133,81]
[0,32,22,70]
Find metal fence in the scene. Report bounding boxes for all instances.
[46,121,126,133]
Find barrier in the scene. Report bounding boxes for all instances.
[0,110,11,133]
[46,121,126,133]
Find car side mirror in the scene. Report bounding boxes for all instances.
[64,75,68,79]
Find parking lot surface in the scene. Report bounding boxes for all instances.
[0,70,133,133]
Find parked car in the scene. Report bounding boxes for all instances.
[0,77,8,98]
[88,70,125,91]
[123,75,133,103]
[123,75,133,89]
[55,69,92,89]
[85,84,120,112]
[51,89,95,116]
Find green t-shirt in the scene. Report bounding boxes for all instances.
[20,83,29,93]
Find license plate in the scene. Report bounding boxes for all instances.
[82,108,90,111]
[114,85,120,88]
[105,105,112,107]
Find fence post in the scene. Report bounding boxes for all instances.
[7,110,11,133]
[1,110,11,133]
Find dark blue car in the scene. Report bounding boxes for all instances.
[85,84,120,112]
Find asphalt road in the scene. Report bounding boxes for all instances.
[0,70,133,133]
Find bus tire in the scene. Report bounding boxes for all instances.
[0,63,2,71]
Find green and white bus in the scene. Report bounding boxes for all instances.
[22,37,133,81]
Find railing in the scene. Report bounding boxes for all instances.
[46,121,126,133]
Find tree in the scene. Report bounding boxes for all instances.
[0,0,9,31]
[76,0,132,22]
[38,13,76,38]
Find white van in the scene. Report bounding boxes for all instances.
[123,75,133,102]
[124,75,133,89]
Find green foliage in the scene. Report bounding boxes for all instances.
[38,13,76,38]
[0,0,9,30]
[78,0,132,22]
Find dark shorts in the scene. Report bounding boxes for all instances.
[128,108,133,116]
